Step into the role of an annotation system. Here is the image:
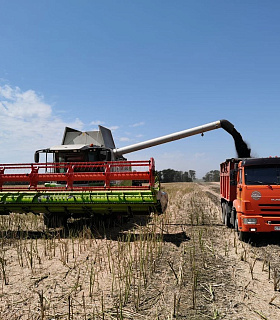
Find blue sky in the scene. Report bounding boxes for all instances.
[1,1,280,178]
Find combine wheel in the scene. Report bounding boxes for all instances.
[43,213,68,229]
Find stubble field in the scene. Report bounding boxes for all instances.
[0,182,280,319]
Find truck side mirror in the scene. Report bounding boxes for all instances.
[34,152,39,163]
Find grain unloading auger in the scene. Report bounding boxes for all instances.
[0,120,240,228]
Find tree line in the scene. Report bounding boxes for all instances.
[156,169,220,183]
[156,169,196,183]
[202,170,220,182]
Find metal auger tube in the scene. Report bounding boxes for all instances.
[113,120,225,156]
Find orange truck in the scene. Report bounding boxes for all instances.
[220,157,280,241]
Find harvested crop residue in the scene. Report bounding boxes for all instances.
[0,182,279,319]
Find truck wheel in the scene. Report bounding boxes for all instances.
[234,216,239,233]
[224,203,232,228]
[221,203,226,224]
[44,213,68,229]
[225,212,230,228]
[235,217,250,242]
[238,231,250,243]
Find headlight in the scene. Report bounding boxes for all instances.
[243,218,258,224]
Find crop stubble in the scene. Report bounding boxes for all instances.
[0,183,279,319]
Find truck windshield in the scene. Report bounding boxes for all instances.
[245,165,280,185]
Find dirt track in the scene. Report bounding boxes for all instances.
[0,182,280,319]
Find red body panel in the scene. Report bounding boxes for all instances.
[220,159,238,202]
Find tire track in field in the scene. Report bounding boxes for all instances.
[196,182,280,320]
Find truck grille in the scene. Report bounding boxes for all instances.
[258,204,280,213]
[266,221,280,225]
[259,203,280,214]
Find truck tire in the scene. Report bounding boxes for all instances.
[43,213,68,229]
[221,203,226,224]
[238,231,250,243]
[224,203,232,228]
[234,216,238,233]
[235,217,250,243]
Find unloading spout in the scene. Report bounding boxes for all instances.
[113,119,250,158]
[220,119,251,158]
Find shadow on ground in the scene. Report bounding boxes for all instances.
[0,215,191,247]
[249,232,280,247]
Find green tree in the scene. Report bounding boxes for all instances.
[203,170,220,182]
[189,170,196,181]
[182,171,192,182]
[156,169,194,183]
[161,169,176,182]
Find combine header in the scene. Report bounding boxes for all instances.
[0,119,244,228]
[0,159,166,227]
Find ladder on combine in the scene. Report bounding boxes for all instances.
[0,158,167,227]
